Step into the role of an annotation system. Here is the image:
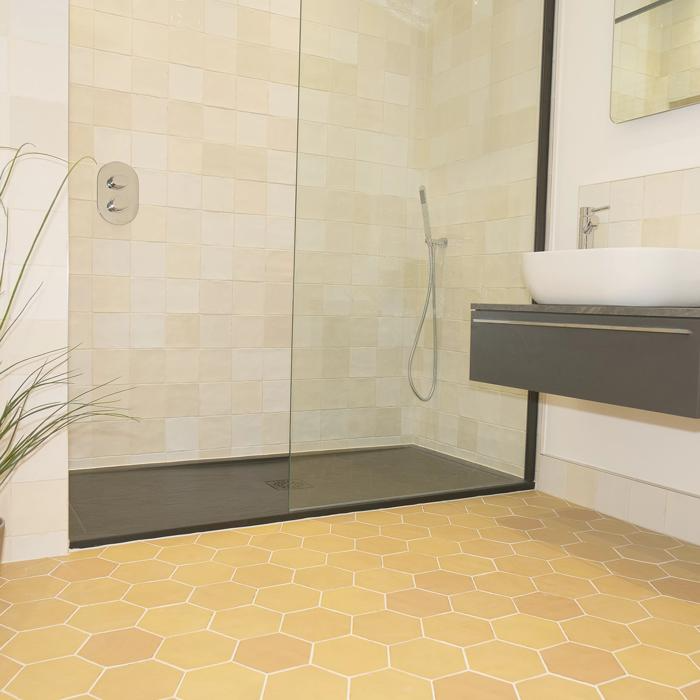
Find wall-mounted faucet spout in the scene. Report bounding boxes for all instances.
[578,205,610,249]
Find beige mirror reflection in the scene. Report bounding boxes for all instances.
[612,0,700,122]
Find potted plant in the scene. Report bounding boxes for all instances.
[0,144,127,559]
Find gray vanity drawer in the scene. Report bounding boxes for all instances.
[470,307,700,418]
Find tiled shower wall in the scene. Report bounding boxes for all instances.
[407,0,542,476]
[68,0,301,468]
[69,0,543,474]
[290,0,428,452]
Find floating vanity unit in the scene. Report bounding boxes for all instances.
[470,304,700,418]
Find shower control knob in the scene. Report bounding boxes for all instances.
[106,200,126,213]
[97,161,139,225]
[106,176,126,190]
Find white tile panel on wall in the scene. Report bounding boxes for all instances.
[0,0,70,562]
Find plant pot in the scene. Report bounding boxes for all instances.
[0,518,4,563]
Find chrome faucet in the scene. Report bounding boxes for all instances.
[578,205,610,249]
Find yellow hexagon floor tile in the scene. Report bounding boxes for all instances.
[434,671,517,700]
[264,666,346,700]
[157,544,214,565]
[643,596,700,626]
[196,530,251,548]
[236,633,310,671]
[249,533,301,551]
[451,590,517,619]
[423,612,492,646]
[386,588,449,617]
[354,568,413,593]
[314,635,387,675]
[69,601,144,633]
[466,640,545,681]
[303,534,355,553]
[414,570,473,595]
[550,555,608,578]
[601,677,686,699]
[234,563,293,587]
[213,605,281,639]
[214,546,270,567]
[257,583,319,612]
[0,575,66,603]
[630,618,700,654]
[2,625,87,663]
[517,675,601,700]
[282,607,350,641]
[327,551,381,572]
[0,558,58,580]
[179,663,264,700]
[322,586,384,615]
[542,642,624,684]
[391,638,466,679]
[515,592,582,620]
[354,609,422,644]
[189,581,254,610]
[350,669,431,700]
[562,615,637,651]
[125,580,193,608]
[270,547,325,569]
[0,656,21,691]
[52,558,116,582]
[92,660,183,700]
[616,645,700,687]
[580,594,647,623]
[476,571,536,597]
[100,541,161,563]
[0,598,76,630]
[7,657,101,700]
[80,627,161,665]
[173,561,234,586]
[279,519,331,537]
[59,577,128,605]
[294,565,352,590]
[409,536,461,556]
[535,572,597,598]
[157,630,236,669]
[330,522,380,539]
[111,559,175,584]
[439,553,495,575]
[493,613,565,648]
[139,603,212,636]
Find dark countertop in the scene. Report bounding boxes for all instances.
[471,304,700,318]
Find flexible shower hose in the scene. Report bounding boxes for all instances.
[408,239,438,402]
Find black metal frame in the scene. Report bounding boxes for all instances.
[70,0,557,548]
[525,0,556,484]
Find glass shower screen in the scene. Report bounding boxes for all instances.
[289,0,546,512]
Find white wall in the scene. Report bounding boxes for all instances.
[0,0,70,562]
[543,0,700,512]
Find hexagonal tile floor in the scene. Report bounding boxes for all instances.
[1,491,699,699]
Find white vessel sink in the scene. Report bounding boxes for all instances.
[523,247,700,307]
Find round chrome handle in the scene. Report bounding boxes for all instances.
[106,176,125,190]
[106,200,126,213]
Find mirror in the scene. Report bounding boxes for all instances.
[611,0,700,122]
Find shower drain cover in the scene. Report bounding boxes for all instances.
[265,479,313,491]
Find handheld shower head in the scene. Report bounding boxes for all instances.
[419,185,432,243]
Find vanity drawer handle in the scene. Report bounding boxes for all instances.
[472,319,692,335]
